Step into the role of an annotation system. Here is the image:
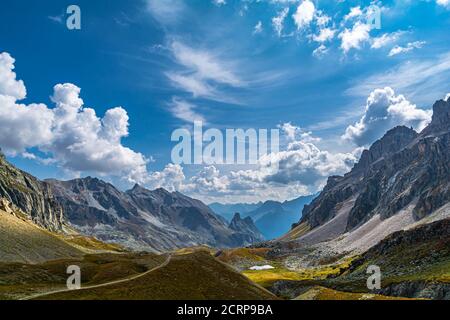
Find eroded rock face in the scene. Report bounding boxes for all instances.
[296,98,450,233]
[379,281,450,300]
[353,126,418,173]
[0,153,63,231]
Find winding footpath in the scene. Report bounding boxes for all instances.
[21,254,172,300]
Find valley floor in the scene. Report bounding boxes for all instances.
[0,205,448,301]
[1,243,447,300]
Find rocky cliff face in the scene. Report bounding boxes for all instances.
[0,153,63,231]
[296,98,450,234]
[352,126,418,173]
[229,213,265,244]
[47,178,264,251]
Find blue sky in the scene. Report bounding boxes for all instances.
[1,0,449,203]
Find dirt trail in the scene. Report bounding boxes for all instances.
[21,254,172,300]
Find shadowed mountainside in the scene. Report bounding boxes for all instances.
[47,179,264,252]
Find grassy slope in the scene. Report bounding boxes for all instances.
[223,219,450,299]
[0,252,167,300]
[243,258,354,288]
[0,209,84,264]
[278,222,310,241]
[35,251,277,300]
[1,205,447,300]
[328,218,450,293]
[0,208,125,265]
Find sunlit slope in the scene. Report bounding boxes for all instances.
[0,252,166,300]
[0,209,84,264]
[37,251,277,300]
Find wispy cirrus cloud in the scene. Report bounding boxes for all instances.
[47,14,64,24]
[170,41,242,87]
[165,41,245,105]
[169,97,206,123]
[146,0,186,25]
[371,31,406,49]
[253,21,263,35]
[346,52,450,104]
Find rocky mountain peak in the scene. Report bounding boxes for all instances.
[231,212,242,221]
[422,98,450,135]
[432,98,450,124]
[353,126,418,172]
[293,97,450,240]
[229,213,264,242]
[127,183,148,195]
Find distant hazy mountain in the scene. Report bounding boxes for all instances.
[210,195,316,240]
[208,202,262,221]
[46,179,264,251]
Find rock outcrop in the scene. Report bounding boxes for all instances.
[0,152,63,231]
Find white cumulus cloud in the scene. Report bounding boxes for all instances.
[0,52,149,183]
[292,0,316,29]
[0,53,26,100]
[343,87,432,146]
[313,27,336,43]
[166,41,243,104]
[339,22,371,53]
[146,163,186,192]
[437,0,450,8]
[344,6,363,21]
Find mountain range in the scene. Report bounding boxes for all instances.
[271,97,450,267]
[210,195,316,239]
[0,96,448,300]
[0,154,264,258]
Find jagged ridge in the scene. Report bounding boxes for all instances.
[296,98,450,234]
